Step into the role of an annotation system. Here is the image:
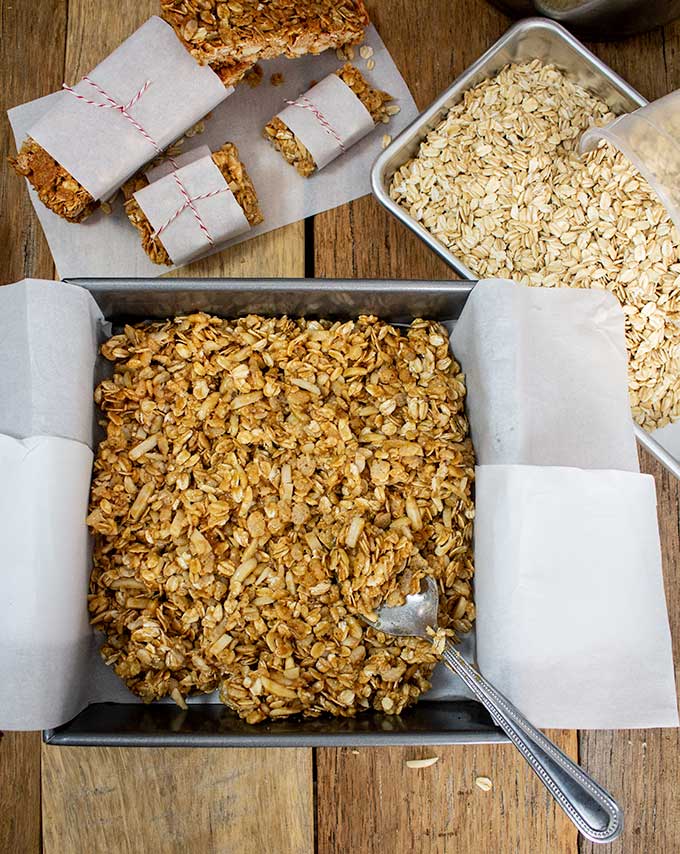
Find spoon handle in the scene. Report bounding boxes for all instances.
[441,642,623,843]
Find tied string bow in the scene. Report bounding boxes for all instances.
[63,76,219,249]
[285,96,346,152]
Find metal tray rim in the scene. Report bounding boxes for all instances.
[46,276,506,747]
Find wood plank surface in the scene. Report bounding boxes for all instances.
[316,3,578,853]
[0,732,42,854]
[0,0,66,283]
[318,736,578,854]
[42,746,313,854]
[577,27,680,854]
[2,1,680,853]
[0,2,67,852]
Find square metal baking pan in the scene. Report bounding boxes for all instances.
[371,17,680,480]
[45,276,506,748]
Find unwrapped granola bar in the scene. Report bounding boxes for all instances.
[264,63,393,176]
[125,142,263,265]
[161,0,369,82]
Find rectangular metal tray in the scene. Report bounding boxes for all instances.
[45,277,506,747]
[371,17,680,481]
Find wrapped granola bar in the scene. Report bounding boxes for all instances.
[125,142,263,265]
[264,63,393,176]
[161,0,369,84]
[9,17,231,223]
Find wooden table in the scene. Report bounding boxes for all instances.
[1,1,679,852]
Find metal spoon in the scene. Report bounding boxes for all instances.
[365,576,623,844]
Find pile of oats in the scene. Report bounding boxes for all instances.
[390,60,680,431]
[87,313,475,723]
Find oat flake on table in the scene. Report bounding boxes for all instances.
[390,60,680,432]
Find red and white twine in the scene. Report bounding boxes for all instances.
[285,96,346,152]
[62,77,160,154]
[63,75,220,250]
[152,175,230,247]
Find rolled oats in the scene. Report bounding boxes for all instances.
[390,61,680,432]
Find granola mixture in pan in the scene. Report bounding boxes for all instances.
[162,0,369,81]
[390,61,680,432]
[124,142,263,266]
[9,137,98,222]
[87,314,475,722]
[264,63,396,177]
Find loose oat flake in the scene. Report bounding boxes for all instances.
[406,757,440,769]
[88,314,475,723]
[475,776,493,792]
[390,60,680,432]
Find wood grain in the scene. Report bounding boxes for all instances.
[36,6,309,854]
[318,735,578,854]
[42,746,313,854]
[315,3,578,853]
[0,732,42,854]
[576,25,680,854]
[578,450,680,854]
[0,2,67,852]
[313,0,507,280]
[0,0,67,284]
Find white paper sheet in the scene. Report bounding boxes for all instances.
[0,279,105,446]
[278,73,375,169]
[0,435,95,730]
[474,465,679,729]
[450,279,640,472]
[134,155,250,265]
[29,17,229,201]
[7,25,417,278]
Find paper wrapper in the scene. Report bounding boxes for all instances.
[134,155,250,265]
[474,465,679,729]
[28,17,229,201]
[278,73,375,169]
[144,144,211,184]
[450,279,640,472]
[7,25,417,278]
[0,278,676,731]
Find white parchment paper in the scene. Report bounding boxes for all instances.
[0,278,676,730]
[7,25,417,278]
[450,279,640,471]
[278,73,375,169]
[474,465,679,729]
[0,279,105,446]
[28,17,229,201]
[0,435,95,730]
[134,155,250,265]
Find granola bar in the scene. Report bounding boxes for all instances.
[161,0,369,72]
[9,137,98,222]
[264,63,393,177]
[124,142,263,265]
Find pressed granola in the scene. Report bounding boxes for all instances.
[161,0,369,75]
[88,314,475,723]
[9,137,98,222]
[264,63,393,177]
[124,142,263,266]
